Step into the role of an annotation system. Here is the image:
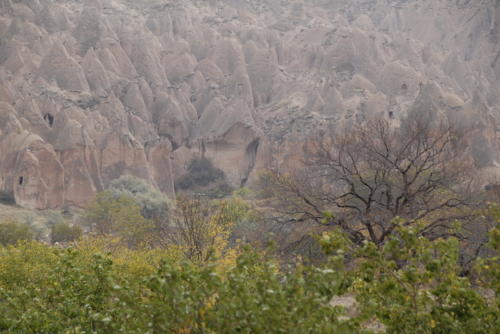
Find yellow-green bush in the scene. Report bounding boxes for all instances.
[50,221,82,243]
[82,191,156,247]
[0,220,497,333]
[0,241,58,289]
[0,219,34,246]
[1,192,496,333]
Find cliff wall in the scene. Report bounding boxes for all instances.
[0,0,498,208]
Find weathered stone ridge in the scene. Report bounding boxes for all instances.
[0,0,499,208]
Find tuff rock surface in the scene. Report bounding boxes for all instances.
[0,0,499,208]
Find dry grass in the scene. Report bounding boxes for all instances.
[0,203,47,223]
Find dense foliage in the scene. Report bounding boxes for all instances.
[0,219,34,246]
[108,175,171,222]
[177,157,225,188]
[50,221,83,244]
[82,191,154,248]
[0,174,497,333]
[175,158,233,198]
[0,215,497,333]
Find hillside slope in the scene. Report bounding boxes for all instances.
[0,0,499,208]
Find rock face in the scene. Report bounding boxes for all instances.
[0,0,499,208]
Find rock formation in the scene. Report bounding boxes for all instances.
[0,0,499,208]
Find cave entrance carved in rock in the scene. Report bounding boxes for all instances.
[43,113,54,127]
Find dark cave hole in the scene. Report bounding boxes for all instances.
[389,111,394,119]
[43,113,54,127]
[401,83,408,91]
[19,176,24,186]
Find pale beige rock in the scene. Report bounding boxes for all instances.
[39,41,89,92]
[0,0,498,209]
[123,83,149,121]
[82,48,111,95]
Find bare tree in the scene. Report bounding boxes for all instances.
[169,196,235,262]
[260,118,479,246]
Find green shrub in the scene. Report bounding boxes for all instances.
[0,219,34,246]
[50,221,82,243]
[207,182,234,198]
[319,219,499,334]
[45,211,64,227]
[82,191,155,247]
[0,209,497,333]
[108,175,171,222]
[175,157,225,190]
[0,245,353,333]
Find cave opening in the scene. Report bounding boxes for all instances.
[241,138,260,187]
[389,111,394,119]
[43,113,54,127]
[401,83,408,91]
[18,176,24,186]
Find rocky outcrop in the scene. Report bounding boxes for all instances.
[0,0,499,209]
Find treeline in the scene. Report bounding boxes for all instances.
[0,207,497,333]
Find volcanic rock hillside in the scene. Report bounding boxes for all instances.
[0,0,499,209]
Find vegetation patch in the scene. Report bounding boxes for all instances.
[175,157,233,198]
[0,219,34,246]
[0,207,497,333]
[50,221,82,244]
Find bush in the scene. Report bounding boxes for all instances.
[45,211,65,227]
[0,219,34,246]
[109,175,171,222]
[50,221,82,243]
[169,197,242,266]
[0,221,497,333]
[175,157,225,190]
[1,196,497,332]
[82,191,154,248]
[0,245,350,333]
[205,182,234,199]
[175,175,194,190]
[106,175,173,247]
[319,219,499,334]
